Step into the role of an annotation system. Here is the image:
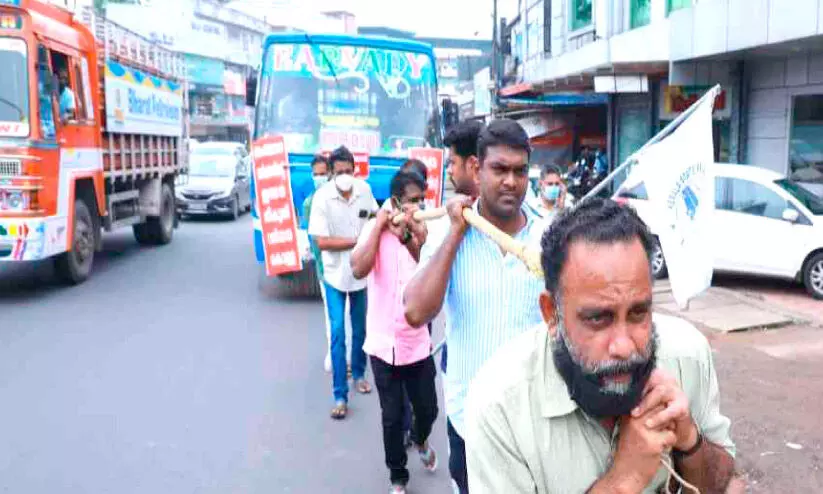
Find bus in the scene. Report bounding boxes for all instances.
[246,33,442,296]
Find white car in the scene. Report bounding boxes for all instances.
[616,163,823,299]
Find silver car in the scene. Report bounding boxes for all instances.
[176,142,252,220]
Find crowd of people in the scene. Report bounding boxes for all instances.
[303,118,739,494]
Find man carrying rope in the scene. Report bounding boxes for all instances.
[464,198,736,493]
[404,119,548,494]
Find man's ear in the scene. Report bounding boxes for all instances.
[469,156,480,186]
[539,291,558,337]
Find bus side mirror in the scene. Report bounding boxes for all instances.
[245,73,257,107]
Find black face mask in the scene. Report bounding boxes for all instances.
[551,322,658,419]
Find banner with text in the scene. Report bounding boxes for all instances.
[628,88,718,309]
[104,60,184,137]
[409,148,445,209]
[252,135,302,276]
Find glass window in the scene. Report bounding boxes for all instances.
[789,94,823,185]
[721,178,789,220]
[72,60,88,120]
[36,45,55,141]
[775,178,823,215]
[255,43,440,157]
[631,0,652,29]
[666,0,692,15]
[0,37,30,137]
[569,0,593,32]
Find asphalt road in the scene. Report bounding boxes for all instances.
[0,215,451,494]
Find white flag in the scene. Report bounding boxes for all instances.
[629,89,717,309]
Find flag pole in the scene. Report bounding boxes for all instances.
[582,84,722,202]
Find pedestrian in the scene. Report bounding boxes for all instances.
[536,164,571,222]
[465,198,737,493]
[302,154,335,373]
[308,146,377,420]
[351,170,439,494]
[404,119,547,494]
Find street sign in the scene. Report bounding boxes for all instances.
[252,135,302,277]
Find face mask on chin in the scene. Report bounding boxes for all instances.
[334,173,354,193]
[551,318,658,419]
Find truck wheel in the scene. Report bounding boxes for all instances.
[803,252,823,300]
[54,199,96,285]
[135,183,175,245]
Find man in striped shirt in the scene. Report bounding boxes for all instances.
[404,119,547,494]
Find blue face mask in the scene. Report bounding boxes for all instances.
[313,176,329,189]
[543,185,561,201]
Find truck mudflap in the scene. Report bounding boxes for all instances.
[0,217,69,262]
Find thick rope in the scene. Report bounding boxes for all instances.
[661,455,700,494]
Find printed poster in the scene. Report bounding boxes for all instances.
[252,135,302,276]
[409,148,445,209]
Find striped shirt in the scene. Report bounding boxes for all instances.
[416,201,548,437]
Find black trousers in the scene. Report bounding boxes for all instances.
[448,419,469,494]
[371,356,439,486]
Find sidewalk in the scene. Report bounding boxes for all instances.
[653,281,796,333]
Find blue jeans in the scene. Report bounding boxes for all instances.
[324,283,367,403]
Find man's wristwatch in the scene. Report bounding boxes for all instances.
[672,429,704,461]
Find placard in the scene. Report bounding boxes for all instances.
[409,148,445,209]
[353,152,370,179]
[252,135,302,276]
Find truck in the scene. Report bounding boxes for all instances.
[245,33,443,296]
[0,0,187,284]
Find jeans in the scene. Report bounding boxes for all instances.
[447,419,469,494]
[401,322,434,436]
[371,356,439,486]
[324,283,367,403]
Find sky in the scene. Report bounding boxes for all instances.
[231,0,516,39]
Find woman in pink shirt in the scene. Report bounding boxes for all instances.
[351,170,438,494]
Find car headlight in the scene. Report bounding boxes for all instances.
[213,189,233,199]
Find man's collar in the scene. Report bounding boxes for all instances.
[331,183,361,202]
[535,327,579,418]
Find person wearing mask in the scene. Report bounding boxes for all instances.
[351,171,438,494]
[537,165,571,222]
[465,199,737,493]
[308,146,378,420]
[303,155,335,373]
[404,119,547,494]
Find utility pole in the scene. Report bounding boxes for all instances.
[490,0,498,119]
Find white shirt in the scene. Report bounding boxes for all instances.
[308,178,378,292]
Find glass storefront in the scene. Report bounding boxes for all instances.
[789,94,823,188]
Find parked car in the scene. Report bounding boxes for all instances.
[176,142,252,220]
[616,163,823,299]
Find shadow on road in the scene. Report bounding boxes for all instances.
[0,231,145,302]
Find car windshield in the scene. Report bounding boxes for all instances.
[255,41,440,157]
[0,37,30,137]
[189,156,235,178]
[776,178,823,215]
[192,146,237,157]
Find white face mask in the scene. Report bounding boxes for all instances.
[335,173,354,193]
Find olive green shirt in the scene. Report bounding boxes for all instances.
[465,313,735,494]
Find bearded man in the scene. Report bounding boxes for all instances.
[464,198,737,493]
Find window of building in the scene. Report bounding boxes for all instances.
[631,0,652,29]
[569,0,592,31]
[789,94,823,184]
[666,0,692,15]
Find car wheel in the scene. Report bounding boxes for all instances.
[230,195,240,221]
[651,237,668,280]
[803,252,823,300]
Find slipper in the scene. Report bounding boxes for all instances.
[330,401,348,420]
[355,379,372,394]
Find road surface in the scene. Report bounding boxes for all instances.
[0,216,451,493]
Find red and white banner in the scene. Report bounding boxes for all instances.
[409,148,445,209]
[252,135,302,276]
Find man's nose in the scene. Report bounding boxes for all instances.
[607,326,637,360]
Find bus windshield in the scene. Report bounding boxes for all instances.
[0,37,29,137]
[255,41,440,157]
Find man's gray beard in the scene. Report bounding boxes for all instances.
[550,311,659,417]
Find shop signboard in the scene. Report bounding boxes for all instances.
[660,83,730,120]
